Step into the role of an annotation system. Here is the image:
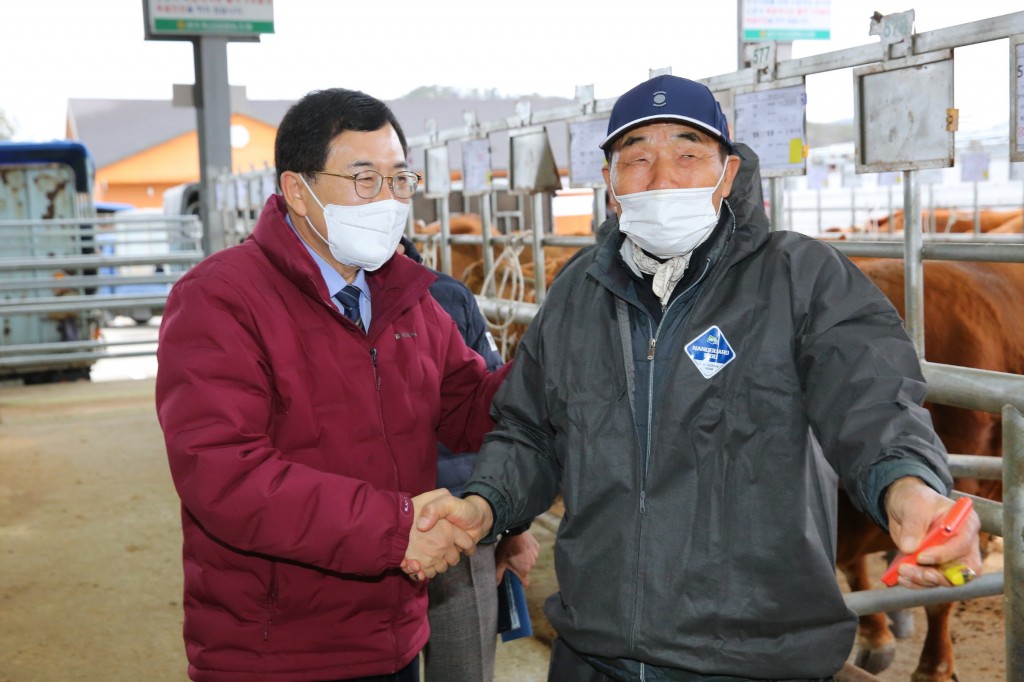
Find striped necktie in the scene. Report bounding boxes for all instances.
[335,284,364,331]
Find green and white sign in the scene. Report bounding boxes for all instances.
[146,0,274,38]
[742,0,830,42]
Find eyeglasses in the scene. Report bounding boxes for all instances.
[316,169,421,200]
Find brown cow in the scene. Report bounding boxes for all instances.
[838,258,1024,681]
[990,212,1023,234]
[870,209,1022,233]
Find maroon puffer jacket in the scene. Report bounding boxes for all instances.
[156,195,508,681]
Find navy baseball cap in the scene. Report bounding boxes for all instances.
[600,75,733,155]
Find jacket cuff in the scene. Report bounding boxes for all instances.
[387,492,415,567]
[867,457,950,531]
[460,482,508,544]
[502,522,532,537]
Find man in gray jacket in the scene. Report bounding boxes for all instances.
[410,75,982,681]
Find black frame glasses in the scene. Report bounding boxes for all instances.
[317,169,421,200]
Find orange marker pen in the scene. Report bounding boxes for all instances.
[881,496,973,587]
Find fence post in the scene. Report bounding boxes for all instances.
[480,195,496,297]
[531,193,548,303]
[902,170,925,357]
[1004,405,1024,681]
[438,197,452,276]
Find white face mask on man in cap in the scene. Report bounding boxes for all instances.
[611,160,729,259]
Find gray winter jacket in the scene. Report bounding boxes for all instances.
[464,204,950,679]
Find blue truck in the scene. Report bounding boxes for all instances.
[0,141,104,382]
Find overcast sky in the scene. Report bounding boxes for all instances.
[0,0,1017,142]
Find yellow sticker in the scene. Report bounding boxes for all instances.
[788,138,804,164]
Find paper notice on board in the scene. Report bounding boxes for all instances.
[734,84,807,176]
[569,119,609,187]
[462,138,491,195]
[424,147,452,198]
[961,153,989,182]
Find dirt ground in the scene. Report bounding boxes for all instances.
[0,378,1007,681]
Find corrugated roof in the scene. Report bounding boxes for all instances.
[66,98,294,168]
[67,93,577,171]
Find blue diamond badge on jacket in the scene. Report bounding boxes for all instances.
[685,325,736,379]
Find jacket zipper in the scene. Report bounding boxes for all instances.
[331,284,425,672]
[369,347,382,391]
[370,344,403,670]
[642,257,709,481]
[631,257,711,652]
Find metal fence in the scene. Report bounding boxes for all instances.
[0,213,203,377]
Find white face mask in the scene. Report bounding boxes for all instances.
[613,161,729,259]
[299,175,409,271]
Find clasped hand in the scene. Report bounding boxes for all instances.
[401,490,494,582]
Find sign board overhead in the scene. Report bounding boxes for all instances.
[742,0,831,42]
[145,0,274,38]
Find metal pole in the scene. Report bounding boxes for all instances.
[973,181,981,234]
[845,571,1004,615]
[928,184,936,233]
[816,188,822,233]
[192,37,231,256]
[405,200,415,239]
[1004,405,1024,681]
[531,193,547,303]
[480,194,496,297]
[438,198,452,275]
[850,187,856,233]
[887,185,893,233]
[736,0,746,69]
[770,177,784,231]
[903,170,925,357]
[593,186,607,232]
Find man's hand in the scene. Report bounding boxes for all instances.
[402,489,477,582]
[402,493,495,580]
[884,477,982,588]
[495,530,540,586]
[418,493,495,541]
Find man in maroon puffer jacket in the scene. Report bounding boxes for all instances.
[156,88,510,682]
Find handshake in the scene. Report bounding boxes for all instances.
[401,489,495,582]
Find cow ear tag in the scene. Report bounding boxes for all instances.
[685,325,736,379]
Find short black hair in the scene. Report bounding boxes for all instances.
[275,88,408,189]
